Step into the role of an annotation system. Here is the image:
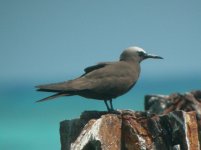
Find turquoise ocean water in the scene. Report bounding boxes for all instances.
[0,77,200,150]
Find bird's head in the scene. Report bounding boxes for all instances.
[120,46,163,63]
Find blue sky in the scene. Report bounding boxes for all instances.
[0,0,201,85]
[1,1,201,150]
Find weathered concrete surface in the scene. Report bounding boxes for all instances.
[145,90,201,147]
[60,110,199,150]
[60,111,109,150]
[145,90,201,115]
[71,114,121,150]
[60,90,201,150]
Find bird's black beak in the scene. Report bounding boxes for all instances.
[144,54,163,59]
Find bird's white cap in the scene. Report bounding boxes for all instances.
[125,46,146,53]
[120,46,146,61]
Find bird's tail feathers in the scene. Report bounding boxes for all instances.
[36,92,69,103]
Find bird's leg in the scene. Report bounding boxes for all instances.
[109,99,114,111]
[104,100,110,111]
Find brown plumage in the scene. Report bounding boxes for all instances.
[36,46,163,111]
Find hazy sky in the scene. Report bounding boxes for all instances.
[1,0,201,84]
[0,2,201,149]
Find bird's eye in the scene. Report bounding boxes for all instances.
[138,51,144,57]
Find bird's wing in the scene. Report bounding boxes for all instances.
[84,62,114,74]
[36,81,69,92]
[36,92,68,102]
[36,78,93,93]
[36,62,116,93]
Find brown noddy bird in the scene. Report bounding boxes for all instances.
[36,46,163,111]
